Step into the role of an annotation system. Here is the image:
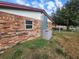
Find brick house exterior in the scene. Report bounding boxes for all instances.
[0,2,53,49]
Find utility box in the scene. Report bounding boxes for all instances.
[42,29,52,40]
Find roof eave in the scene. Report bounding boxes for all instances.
[0,2,54,23]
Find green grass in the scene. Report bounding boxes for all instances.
[0,38,48,59]
[15,38,48,49]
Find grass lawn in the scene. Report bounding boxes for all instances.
[53,31,79,59]
[0,32,79,59]
[0,38,48,59]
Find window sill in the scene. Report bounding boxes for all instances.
[25,29,33,30]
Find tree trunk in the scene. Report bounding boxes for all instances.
[66,19,70,31]
[67,25,70,31]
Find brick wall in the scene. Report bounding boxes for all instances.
[0,12,41,50]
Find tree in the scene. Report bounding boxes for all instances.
[52,0,79,30]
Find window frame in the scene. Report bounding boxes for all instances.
[24,20,33,30]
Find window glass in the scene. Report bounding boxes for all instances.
[26,21,32,24]
[25,21,32,29]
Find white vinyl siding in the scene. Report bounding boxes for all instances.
[0,8,42,20]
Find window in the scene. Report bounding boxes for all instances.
[25,20,32,29]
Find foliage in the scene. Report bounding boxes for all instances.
[52,0,79,30]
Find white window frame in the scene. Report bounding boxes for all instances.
[24,20,33,30]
